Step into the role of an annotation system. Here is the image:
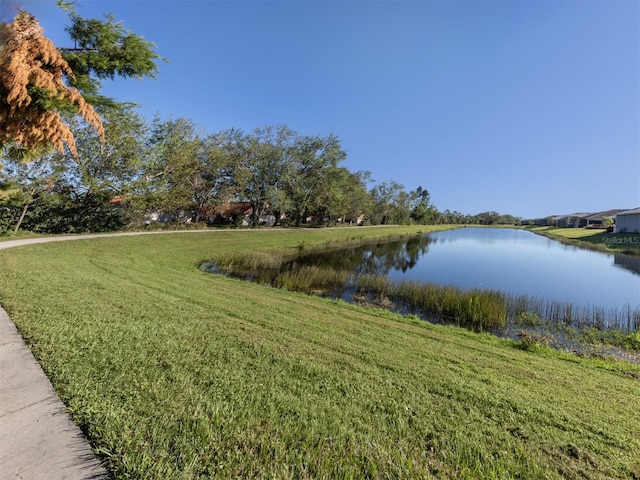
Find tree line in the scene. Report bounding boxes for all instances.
[0,106,521,234]
[0,6,520,234]
[0,105,427,232]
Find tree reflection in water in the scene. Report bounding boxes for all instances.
[290,234,433,277]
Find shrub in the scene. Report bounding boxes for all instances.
[516,331,553,352]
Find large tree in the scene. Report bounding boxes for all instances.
[285,134,346,226]
[0,10,103,156]
[234,125,296,227]
[340,170,373,224]
[143,117,205,220]
[311,167,371,226]
[409,186,439,224]
[69,104,148,197]
[1,4,163,231]
[58,2,164,107]
[1,3,162,155]
[369,180,407,225]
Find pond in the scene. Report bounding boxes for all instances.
[204,227,640,341]
[391,228,638,308]
[289,227,639,330]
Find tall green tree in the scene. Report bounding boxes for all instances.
[343,170,373,224]
[57,1,165,107]
[314,168,371,226]
[285,134,346,227]
[369,180,407,225]
[234,125,296,226]
[409,186,439,224]
[200,130,246,219]
[143,117,205,220]
[69,104,148,198]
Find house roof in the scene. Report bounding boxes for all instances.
[213,202,252,216]
[554,212,593,220]
[616,207,640,216]
[585,209,630,221]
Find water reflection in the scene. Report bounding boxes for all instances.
[292,235,433,276]
[204,228,640,338]
[292,228,640,310]
[614,254,640,275]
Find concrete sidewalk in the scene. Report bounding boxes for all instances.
[0,306,110,479]
[0,236,119,478]
[0,231,215,479]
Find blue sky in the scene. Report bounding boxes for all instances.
[13,0,640,219]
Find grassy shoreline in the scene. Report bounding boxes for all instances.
[525,225,640,256]
[207,234,639,362]
[1,226,639,478]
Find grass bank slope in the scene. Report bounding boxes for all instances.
[526,226,640,256]
[0,226,638,479]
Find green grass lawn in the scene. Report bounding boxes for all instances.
[1,226,639,479]
[527,226,640,255]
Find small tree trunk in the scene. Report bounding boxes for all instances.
[13,201,31,234]
[13,186,38,234]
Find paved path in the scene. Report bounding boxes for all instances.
[0,307,110,479]
[0,229,214,251]
[0,231,214,479]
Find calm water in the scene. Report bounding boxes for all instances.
[300,228,640,310]
[388,228,639,309]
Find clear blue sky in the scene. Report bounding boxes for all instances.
[13,0,640,219]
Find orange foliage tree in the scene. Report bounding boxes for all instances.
[0,11,104,157]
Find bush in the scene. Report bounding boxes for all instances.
[0,206,17,234]
[516,331,553,352]
[21,190,127,234]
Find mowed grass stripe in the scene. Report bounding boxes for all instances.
[0,226,638,479]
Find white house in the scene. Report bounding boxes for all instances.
[615,207,640,233]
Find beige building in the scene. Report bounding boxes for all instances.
[615,208,640,233]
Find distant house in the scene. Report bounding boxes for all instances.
[537,215,563,227]
[584,209,629,228]
[555,213,593,228]
[615,208,640,233]
[212,202,252,225]
[545,215,563,227]
[528,217,551,226]
[338,214,366,225]
[211,202,283,226]
[144,210,194,224]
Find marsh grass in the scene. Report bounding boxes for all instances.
[276,265,350,295]
[578,328,640,352]
[208,240,639,336]
[356,277,507,332]
[1,226,640,479]
[208,249,509,332]
[507,294,639,332]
